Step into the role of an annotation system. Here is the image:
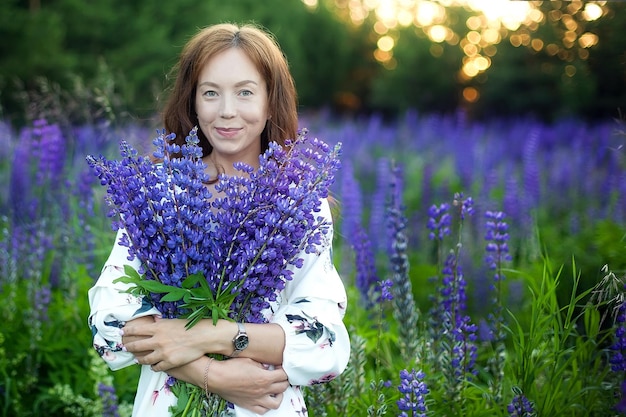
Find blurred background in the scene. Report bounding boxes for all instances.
[1,0,624,126]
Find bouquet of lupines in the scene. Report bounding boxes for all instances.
[86,126,342,416]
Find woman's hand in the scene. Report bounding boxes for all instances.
[168,357,290,415]
[122,316,207,370]
[121,315,155,361]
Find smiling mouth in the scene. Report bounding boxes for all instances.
[216,127,240,137]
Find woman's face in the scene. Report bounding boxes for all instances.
[195,47,269,173]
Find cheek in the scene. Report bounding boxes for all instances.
[196,103,217,123]
[242,103,269,124]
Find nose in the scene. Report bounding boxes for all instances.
[219,96,236,119]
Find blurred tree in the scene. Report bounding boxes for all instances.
[0,0,366,125]
[0,1,75,122]
[1,0,625,124]
[473,39,570,122]
[369,25,462,116]
[473,1,624,121]
[583,3,626,119]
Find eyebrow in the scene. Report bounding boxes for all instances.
[197,80,259,88]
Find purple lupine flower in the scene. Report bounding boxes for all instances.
[340,160,363,243]
[213,134,342,322]
[451,316,478,378]
[9,129,37,224]
[610,301,626,372]
[485,210,513,279]
[75,166,96,216]
[612,303,626,417]
[97,383,120,417]
[503,172,521,229]
[484,209,512,401]
[376,279,393,302]
[454,192,474,220]
[436,251,478,379]
[369,157,390,251]
[397,369,429,417]
[507,390,535,417]
[88,127,342,323]
[352,225,379,305]
[427,203,451,241]
[427,194,478,389]
[386,163,419,361]
[31,119,66,188]
[439,251,467,318]
[522,128,541,208]
[478,318,494,342]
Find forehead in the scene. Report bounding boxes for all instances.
[198,48,264,84]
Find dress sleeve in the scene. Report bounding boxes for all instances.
[87,229,161,371]
[271,198,351,386]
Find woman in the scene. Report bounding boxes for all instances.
[88,23,350,416]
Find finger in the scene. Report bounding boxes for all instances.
[131,351,153,361]
[121,326,150,338]
[269,380,290,395]
[134,351,160,366]
[150,361,170,372]
[124,336,158,355]
[263,392,283,410]
[268,368,289,382]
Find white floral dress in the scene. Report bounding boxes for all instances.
[88,198,350,417]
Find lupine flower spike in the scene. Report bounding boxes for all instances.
[484,210,512,403]
[397,369,429,417]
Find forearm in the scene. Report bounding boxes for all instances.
[194,320,285,365]
[167,356,206,388]
[168,356,289,414]
[122,318,285,370]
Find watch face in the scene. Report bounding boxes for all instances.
[234,334,249,350]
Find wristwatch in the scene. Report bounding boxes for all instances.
[231,322,249,357]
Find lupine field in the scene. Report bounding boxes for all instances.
[2,109,626,416]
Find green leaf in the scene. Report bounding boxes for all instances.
[160,289,187,302]
[135,280,179,294]
[123,264,143,280]
[182,273,202,289]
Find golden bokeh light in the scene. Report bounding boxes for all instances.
[466,31,481,45]
[481,28,500,45]
[415,1,446,27]
[428,25,448,43]
[374,48,392,62]
[462,86,480,103]
[466,16,483,31]
[565,64,577,77]
[465,0,535,31]
[377,35,395,52]
[374,21,388,34]
[578,32,598,48]
[583,3,603,21]
[305,0,607,79]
